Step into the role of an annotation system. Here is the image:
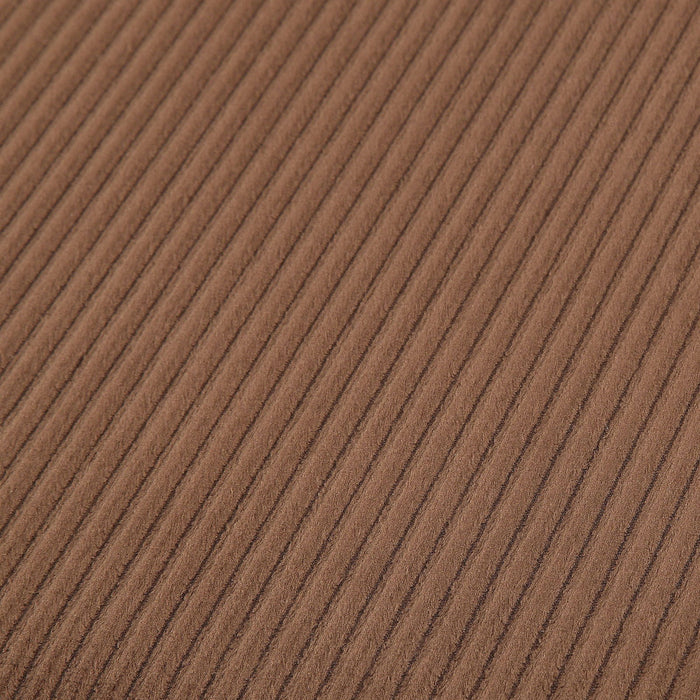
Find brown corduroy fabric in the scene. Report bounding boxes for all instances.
[0,0,699,697]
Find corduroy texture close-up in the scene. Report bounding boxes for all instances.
[0,0,699,697]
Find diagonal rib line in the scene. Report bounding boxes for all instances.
[470,175,700,700]
[393,41,699,700]
[586,453,700,698]
[543,342,700,697]
[624,534,700,699]
[0,0,257,384]
[250,2,652,696]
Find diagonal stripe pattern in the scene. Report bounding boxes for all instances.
[0,0,698,697]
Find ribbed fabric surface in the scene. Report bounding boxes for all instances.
[0,0,699,697]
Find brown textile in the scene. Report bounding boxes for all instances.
[0,0,699,697]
